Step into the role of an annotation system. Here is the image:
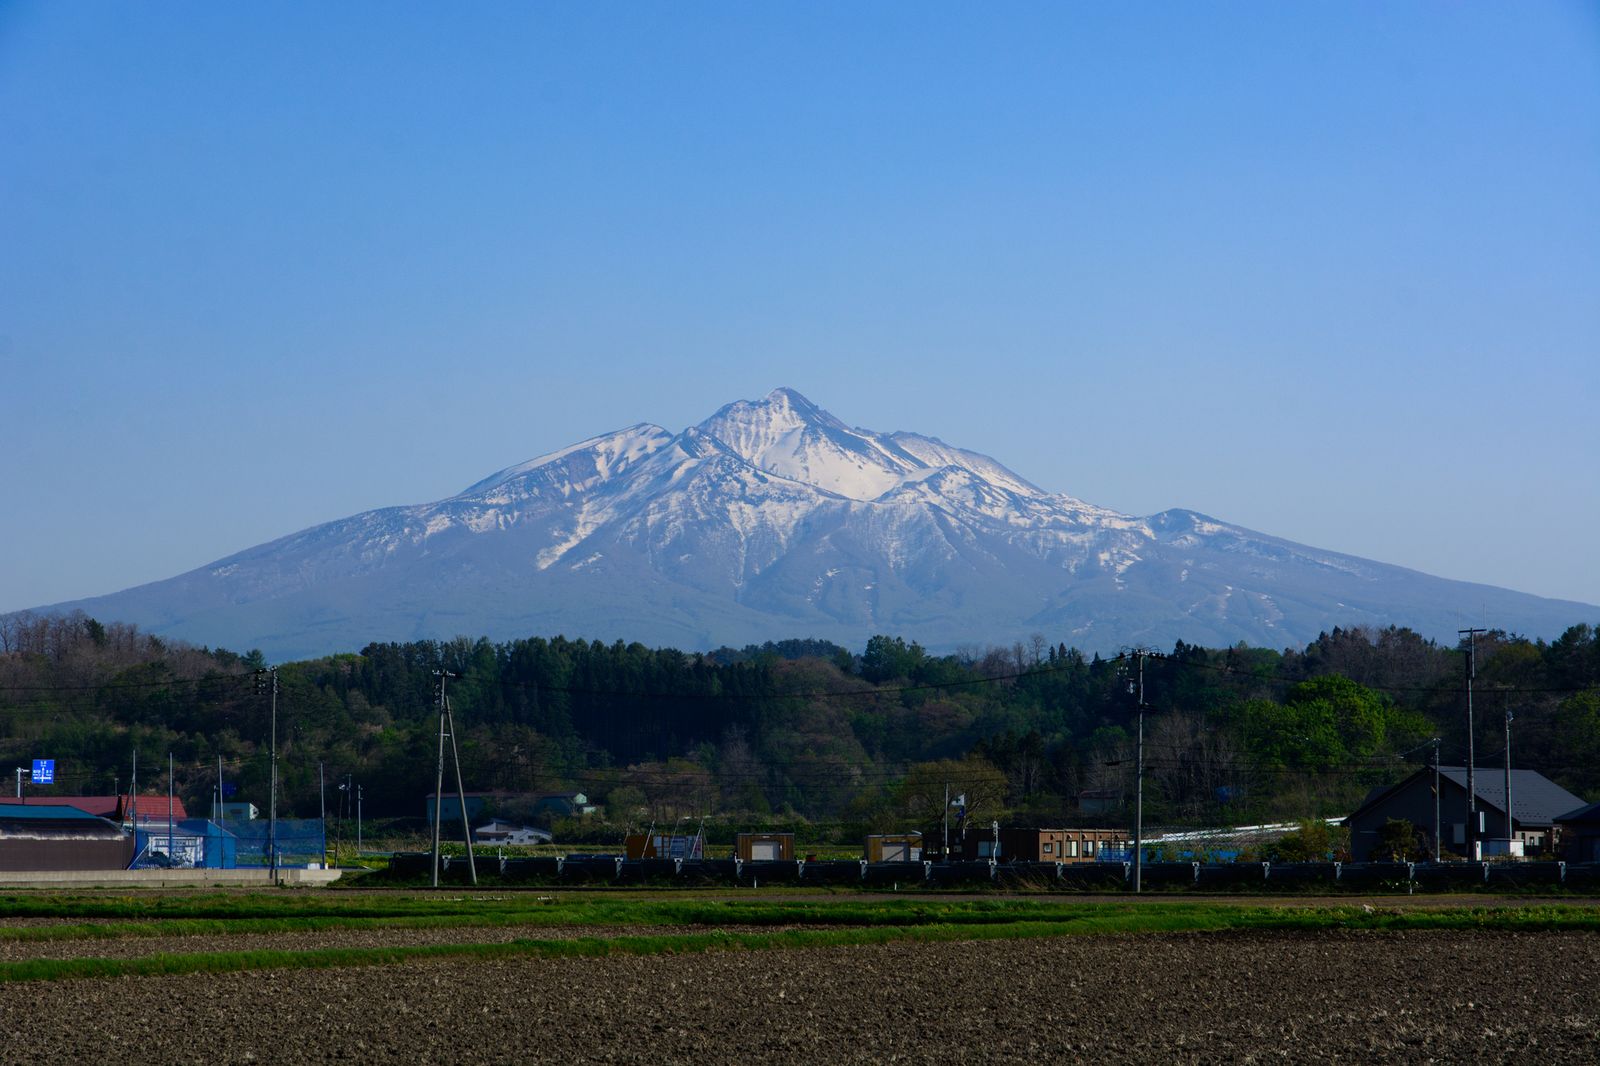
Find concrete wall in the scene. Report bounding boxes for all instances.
[0,867,342,888]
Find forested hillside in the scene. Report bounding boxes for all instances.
[2,612,1597,838]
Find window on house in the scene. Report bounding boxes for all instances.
[1043,842,1053,854]
[1085,840,1095,854]
[1066,840,1078,857]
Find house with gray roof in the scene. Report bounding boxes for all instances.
[1555,800,1600,864]
[1344,766,1585,861]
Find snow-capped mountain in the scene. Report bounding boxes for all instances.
[33,388,1595,660]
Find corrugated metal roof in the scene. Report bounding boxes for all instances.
[1350,766,1586,827]
[0,803,104,822]
[22,796,119,818]
[1435,767,1586,825]
[1555,799,1600,825]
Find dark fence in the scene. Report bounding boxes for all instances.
[376,854,1600,893]
[227,819,326,868]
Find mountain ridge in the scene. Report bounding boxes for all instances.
[26,388,1595,660]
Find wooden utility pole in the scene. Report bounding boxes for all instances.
[1459,629,1485,861]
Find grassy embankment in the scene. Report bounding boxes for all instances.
[1,893,1595,983]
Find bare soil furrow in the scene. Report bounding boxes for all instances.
[0,929,1594,1063]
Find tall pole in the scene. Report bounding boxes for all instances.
[1432,738,1441,863]
[167,752,175,865]
[319,762,327,868]
[217,754,224,823]
[1460,629,1484,861]
[1504,709,1515,853]
[431,672,451,888]
[357,783,363,859]
[943,783,949,862]
[258,667,280,878]
[1133,651,1146,895]
[444,687,478,884]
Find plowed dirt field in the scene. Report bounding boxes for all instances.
[0,928,1594,1063]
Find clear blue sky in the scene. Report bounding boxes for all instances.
[3,3,1598,617]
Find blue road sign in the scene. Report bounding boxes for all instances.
[31,759,54,785]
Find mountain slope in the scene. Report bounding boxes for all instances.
[32,388,1595,660]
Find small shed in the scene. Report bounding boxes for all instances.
[0,803,134,871]
[625,832,704,860]
[865,833,923,863]
[735,833,794,862]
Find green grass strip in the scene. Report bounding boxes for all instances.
[3,903,1598,983]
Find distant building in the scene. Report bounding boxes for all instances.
[532,792,597,818]
[22,796,120,819]
[957,826,1127,863]
[424,792,509,825]
[25,794,190,826]
[0,803,134,871]
[1344,766,1584,861]
[625,831,704,860]
[472,820,552,846]
[735,833,794,862]
[1076,789,1121,816]
[425,791,597,825]
[865,833,923,863]
[1555,801,1600,863]
[133,819,239,869]
[213,801,259,822]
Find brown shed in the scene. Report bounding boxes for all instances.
[865,833,923,863]
[735,833,794,862]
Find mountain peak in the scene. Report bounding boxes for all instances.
[697,389,915,500]
[30,388,1595,661]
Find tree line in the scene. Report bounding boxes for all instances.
[1,611,1596,841]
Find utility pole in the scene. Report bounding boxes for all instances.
[1504,709,1516,854]
[356,783,363,859]
[1122,650,1149,894]
[257,667,280,878]
[1459,629,1485,861]
[942,783,949,862]
[167,752,175,865]
[431,671,478,888]
[1432,738,1442,863]
[318,762,327,868]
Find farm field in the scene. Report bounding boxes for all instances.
[0,891,1595,1063]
